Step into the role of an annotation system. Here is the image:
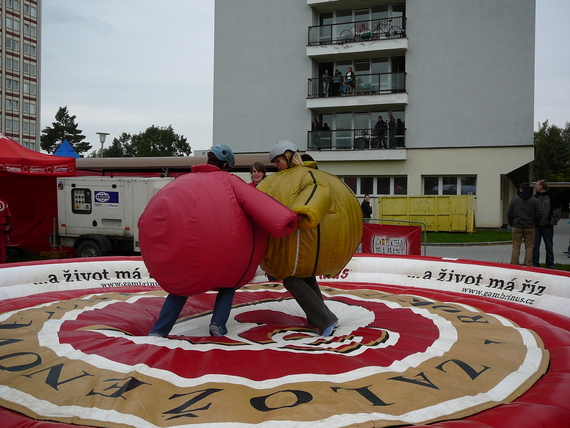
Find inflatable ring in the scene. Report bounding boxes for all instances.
[0,255,568,427]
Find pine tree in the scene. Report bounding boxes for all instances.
[533,121,570,182]
[40,106,91,155]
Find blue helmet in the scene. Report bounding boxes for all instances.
[208,144,235,168]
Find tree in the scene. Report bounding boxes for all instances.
[533,120,570,182]
[40,106,91,155]
[103,134,129,158]
[102,125,191,157]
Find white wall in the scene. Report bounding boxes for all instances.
[214,0,313,152]
[405,0,535,149]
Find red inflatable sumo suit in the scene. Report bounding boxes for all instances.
[138,164,297,296]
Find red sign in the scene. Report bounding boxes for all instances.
[361,223,422,255]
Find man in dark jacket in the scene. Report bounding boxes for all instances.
[532,179,561,268]
[507,183,541,266]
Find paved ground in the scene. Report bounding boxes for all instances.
[424,221,570,267]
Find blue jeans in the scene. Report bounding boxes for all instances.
[149,288,236,337]
[532,225,555,268]
[389,129,396,148]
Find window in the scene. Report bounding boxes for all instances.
[341,176,408,196]
[24,4,36,17]
[7,0,20,10]
[6,58,20,72]
[23,63,37,75]
[6,17,20,31]
[23,24,36,36]
[5,99,19,111]
[423,176,477,196]
[6,37,20,51]
[5,119,20,131]
[6,78,20,91]
[24,102,36,114]
[23,82,36,95]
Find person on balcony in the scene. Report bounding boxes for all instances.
[374,115,387,149]
[344,67,355,94]
[396,118,405,147]
[332,69,342,96]
[311,118,321,148]
[387,112,396,148]
[321,69,332,97]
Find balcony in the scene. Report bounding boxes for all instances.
[307,128,406,151]
[308,71,406,99]
[308,17,406,46]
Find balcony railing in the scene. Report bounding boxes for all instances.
[308,16,406,46]
[307,128,406,151]
[308,71,406,99]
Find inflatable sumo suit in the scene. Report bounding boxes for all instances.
[256,162,363,280]
[138,164,298,296]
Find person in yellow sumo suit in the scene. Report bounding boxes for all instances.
[257,140,363,336]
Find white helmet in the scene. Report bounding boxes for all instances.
[270,140,299,162]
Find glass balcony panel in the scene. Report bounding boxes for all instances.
[309,16,406,45]
[307,71,406,97]
[307,127,406,151]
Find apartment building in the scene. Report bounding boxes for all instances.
[0,0,40,150]
[213,0,535,228]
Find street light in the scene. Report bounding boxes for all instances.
[96,132,110,158]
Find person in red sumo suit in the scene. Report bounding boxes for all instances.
[0,199,12,264]
[139,145,297,337]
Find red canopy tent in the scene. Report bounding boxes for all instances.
[0,133,76,254]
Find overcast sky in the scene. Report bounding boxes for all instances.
[40,1,569,155]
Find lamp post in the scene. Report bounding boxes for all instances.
[96,132,110,158]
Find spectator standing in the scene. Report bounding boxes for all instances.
[332,69,342,96]
[361,194,373,223]
[344,67,355,94]
[532,179,561,268]
[249,161,267,187]
[0,198,12,264]
[374,115,387,148]
[311,118,321,148]
[387,112,396,148]
[321,69,332,97]
[507,183,542,266]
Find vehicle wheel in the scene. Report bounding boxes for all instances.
[76,239,103,258]
[339,30,353,43]
[389,26,403,38]
[370,138,381,149]
[359,29,372,41]
[354,137,367,150]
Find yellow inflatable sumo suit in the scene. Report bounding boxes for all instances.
[257,161,363,280]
